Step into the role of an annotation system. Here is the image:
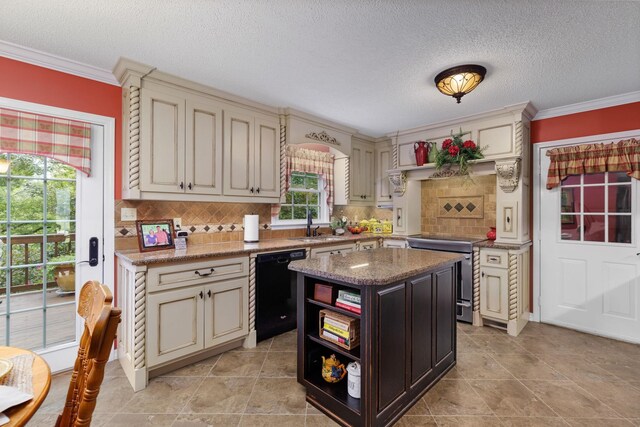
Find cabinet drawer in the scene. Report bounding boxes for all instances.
[148,256,249,292]
[310,244,356,258]
[479,249,508,268]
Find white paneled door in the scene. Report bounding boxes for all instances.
[540,145,640,343]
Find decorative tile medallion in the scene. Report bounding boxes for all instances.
[437,196,484,219]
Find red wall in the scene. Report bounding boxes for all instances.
[0,56,122,199]
[531,101,640,143]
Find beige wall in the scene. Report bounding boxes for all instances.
[421,175,496,238]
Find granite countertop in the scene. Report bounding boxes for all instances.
[288,247,464,286]
[115,233,404,266]
[474,240,532,250]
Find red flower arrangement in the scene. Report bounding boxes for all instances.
[434,129,484,176]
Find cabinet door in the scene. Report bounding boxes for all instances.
[410,274,433,385]
[140,88,185,193]
[254,117,280,198]
[434,266,455,367]
[204,277,249,348]
[185,97,223,195]
[362,145,375,200]
[147,287,204,367]
[223,109,255,196]
[376,146,393,203]
[349,144,363,201]
[480,266,509,321]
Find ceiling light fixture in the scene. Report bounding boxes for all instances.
[434,64,486,104]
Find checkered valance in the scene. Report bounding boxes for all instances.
[272,145,335,216]
[0,108,92,176]
[546,138,640,189]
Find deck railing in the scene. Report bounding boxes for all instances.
[0,233,75,294]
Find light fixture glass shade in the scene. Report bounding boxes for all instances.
[435,65,486,103]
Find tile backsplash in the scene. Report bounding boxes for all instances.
[113,200,386,250]
[421,174,496,238]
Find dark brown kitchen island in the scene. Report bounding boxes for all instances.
[289,248,462,427]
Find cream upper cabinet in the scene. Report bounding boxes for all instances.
[376,143,393,204]
[185,96,223,195]
[140,88,186,193]
[350,139,375,204]
[140,88,223,195]
[224,110,280,199]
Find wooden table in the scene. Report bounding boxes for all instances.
[0,347,52,427]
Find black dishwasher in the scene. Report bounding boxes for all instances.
[256,249,306,342]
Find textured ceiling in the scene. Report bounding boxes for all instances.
[1,0,639,136]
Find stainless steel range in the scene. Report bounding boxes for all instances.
[406,234,485,323]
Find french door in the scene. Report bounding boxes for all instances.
[539,135,640,343]
[0,98,114,372]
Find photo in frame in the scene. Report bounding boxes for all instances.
[136,219,176,252]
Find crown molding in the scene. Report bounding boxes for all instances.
[533,91,640,121]
[0,40,119,86]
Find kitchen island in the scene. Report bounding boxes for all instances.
[289,248,462,427]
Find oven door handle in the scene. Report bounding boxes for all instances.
[456,301,472,308]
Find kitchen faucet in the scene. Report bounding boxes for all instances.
[306,212,320,237]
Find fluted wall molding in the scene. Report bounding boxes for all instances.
[344,157,350,200]
[248,257,256,333]
[514,121,523,158]
[279,121,287,202]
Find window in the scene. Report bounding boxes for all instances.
[276,172,327,224]
[560,172,632,244]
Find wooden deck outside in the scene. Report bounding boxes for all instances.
[0,289,76,350]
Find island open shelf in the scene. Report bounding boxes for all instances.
[291,248,461,427]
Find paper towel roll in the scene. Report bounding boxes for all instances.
[243,214,259,243]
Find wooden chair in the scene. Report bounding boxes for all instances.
[56,281,122,427]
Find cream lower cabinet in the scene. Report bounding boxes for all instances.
[382,239,408,248]
[475,245,531,336]
[147,277,248,368]
[479,265,509,322]
[358,240,379,251]
[310,243,356,258]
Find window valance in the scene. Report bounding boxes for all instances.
[0,108,92,176]
[546,138,640,189]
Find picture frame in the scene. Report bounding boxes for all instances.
[136,219,176,252]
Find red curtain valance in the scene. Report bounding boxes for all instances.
[546,138,640,189]
[0,108,92,176]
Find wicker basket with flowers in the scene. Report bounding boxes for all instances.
[433,129,485,177]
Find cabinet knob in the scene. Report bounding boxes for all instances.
[389,195,392,199]
[179,182,184,190]
[506,216,511,224]
[207,290,212,298]
[199,291,204,299]
[188,182,192,190]
[256,187,260,194]
[250,187,254,193]
[481,271,485,277]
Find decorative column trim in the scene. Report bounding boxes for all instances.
[473,247,480,314]
[388,171,407,195]
[344,157,350,200]
[279,119,287,202]
[392,142,398,169]
[128,85,141,192]
[249,257,256,333]
[508,253,518,320]
[133,271,146,369]
[495,159,521,193]
[515,121,523,157]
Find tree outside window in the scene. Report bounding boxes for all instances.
[278,172,323,222]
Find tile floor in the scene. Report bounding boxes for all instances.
[29,322,640,426]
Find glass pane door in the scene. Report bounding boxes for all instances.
[0,153,77,350]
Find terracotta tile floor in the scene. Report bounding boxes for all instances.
[29,322,640,426]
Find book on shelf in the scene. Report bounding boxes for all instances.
[336,297,360,308]
[321,330,350,346]
[335,299,361,314]
[323,322,350,339]
[338,289,361,304]
[323,315,350,331]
